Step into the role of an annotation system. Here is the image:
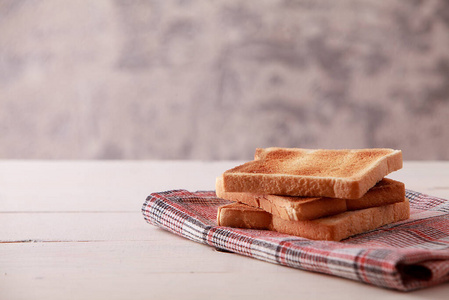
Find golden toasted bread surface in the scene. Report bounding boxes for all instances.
[223,148,403,199]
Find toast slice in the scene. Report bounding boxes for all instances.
[217,199,410,241]
[223,148,403,199]
[216,176,405,221]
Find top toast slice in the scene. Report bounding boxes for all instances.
[223,147,403,199]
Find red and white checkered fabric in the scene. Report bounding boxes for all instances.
[142,189,449,291]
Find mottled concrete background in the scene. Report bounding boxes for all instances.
[1,0,448,160]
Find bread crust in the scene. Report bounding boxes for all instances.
[223,148,403,199]
[216,199,410,241]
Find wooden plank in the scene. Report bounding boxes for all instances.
[0,160,241,212]
[2,241,448,300]
[0,212,157,242]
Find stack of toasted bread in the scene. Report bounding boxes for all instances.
[215,148,409,241]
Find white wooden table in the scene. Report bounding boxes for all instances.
[1,160,449,300]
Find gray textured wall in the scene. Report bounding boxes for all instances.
[1,0,448,160]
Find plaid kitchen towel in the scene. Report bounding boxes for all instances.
[141,189,449,291]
